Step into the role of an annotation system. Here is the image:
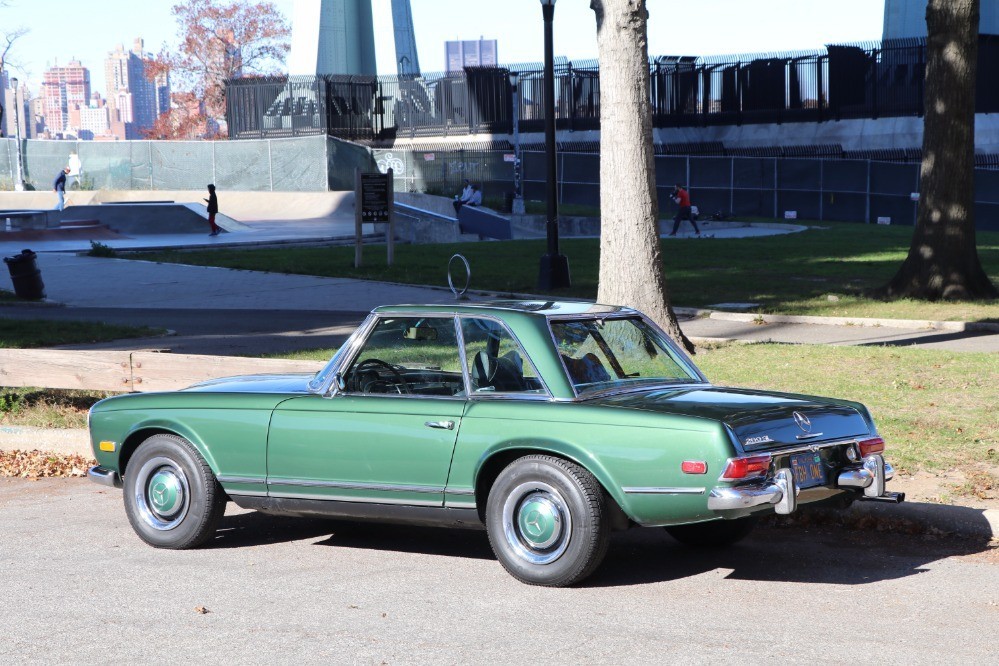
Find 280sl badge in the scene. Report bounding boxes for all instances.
[744,435,775,445]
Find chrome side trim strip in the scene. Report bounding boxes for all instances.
[621,486,706,495]
[267,491,441,507]
[217,475,266,485]
[225,490,269,498]
[445,488,475,496]
[267,478,444,494]
[444,499,478,509]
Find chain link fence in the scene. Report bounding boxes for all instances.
[372,147,999,231]
[0,136,374,193]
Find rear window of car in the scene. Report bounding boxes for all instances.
[549,317,699,395]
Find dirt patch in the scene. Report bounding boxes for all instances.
[892,467,999,510]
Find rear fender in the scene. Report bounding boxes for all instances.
[473,439,630,520]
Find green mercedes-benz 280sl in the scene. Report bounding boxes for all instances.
[88,301,902,586]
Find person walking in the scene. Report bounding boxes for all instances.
[204,184,222,236]
[53,167,70,211]
[668,183,700,237]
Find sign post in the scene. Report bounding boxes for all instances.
[355,168,394,268]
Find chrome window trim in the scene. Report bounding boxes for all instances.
[621,487,706,495]
[267,478,444,494]
[312,313,379,396]
[457,313,555,401]
[454,315,473,397]
[545,313,706,400]
[334,313,466,400]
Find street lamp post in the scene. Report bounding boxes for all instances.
[11,77,25,192]
[508,71,525,215]
[537,0,571,290]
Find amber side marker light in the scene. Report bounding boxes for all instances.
[99,441,116,452]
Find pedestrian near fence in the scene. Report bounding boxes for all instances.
[668,183,700,236]
[53,167,69,211]
[204,184,222,236]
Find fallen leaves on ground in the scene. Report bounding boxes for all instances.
[0,450,96,478]
[194,606,210,615]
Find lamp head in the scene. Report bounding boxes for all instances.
[540,0,556,6]
[508,71,519,87]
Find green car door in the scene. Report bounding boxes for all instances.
[266,316,467,506]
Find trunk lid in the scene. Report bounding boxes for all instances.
[590,385,871,451]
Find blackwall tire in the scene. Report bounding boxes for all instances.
[122,433,226,549]
[485,455,610,587]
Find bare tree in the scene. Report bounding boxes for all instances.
[590,0,693,352]
[884,0,997,299]
[153,0,290,126]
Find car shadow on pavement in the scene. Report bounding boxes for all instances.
[585,523,995,588]
[210,510,494,559]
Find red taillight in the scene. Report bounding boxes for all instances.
[681,460,708,474]
[719,454,772,481]
[859,437,885,456]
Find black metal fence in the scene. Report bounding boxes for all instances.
[374,147,999,232]
[227,36,999,141]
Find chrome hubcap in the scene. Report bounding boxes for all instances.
[134,457,190,531]
[502,482,572,565]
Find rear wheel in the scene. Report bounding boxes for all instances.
[485,455,610,587]
[123,434,226,549]
[665,517,757,547]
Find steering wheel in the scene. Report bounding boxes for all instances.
[351,358,411,394]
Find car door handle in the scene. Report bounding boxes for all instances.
[425,420,455,430]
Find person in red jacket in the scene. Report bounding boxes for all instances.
[668,184,700,236]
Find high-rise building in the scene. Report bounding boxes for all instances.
[41,59,91,134]
[445,39,498,73]
[883,0,999,39]
[288,0,377,75]
[105,38,170,140]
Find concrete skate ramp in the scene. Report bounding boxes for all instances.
[94,190,356,223]
[0,190,356,236]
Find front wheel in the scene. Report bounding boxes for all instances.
[485,455,610,587]
[664,516,757,547]
[122,434,227,549]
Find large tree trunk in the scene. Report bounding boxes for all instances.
[590,0,694,352]
[885,0,997,299]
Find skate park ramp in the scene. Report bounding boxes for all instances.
[0,190,361,251]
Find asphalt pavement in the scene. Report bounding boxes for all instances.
[0,478,996,664]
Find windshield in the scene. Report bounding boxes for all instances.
[549,317,701,395]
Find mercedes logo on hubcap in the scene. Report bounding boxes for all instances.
[792,411,811,432]
[151,482,169,507]
[524,510,543,536]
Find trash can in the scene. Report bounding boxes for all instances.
[4,249,46,300]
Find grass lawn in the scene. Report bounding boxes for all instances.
[3,342,995,495]
[133,221,999,322]
[0,318,162,348]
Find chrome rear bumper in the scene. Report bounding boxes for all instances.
[707,455,899,515]
[87,466,121,488]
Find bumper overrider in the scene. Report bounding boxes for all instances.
[707,454,903,515]
[87,466,122,488]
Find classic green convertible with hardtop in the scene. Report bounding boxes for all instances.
[88,301,902,586]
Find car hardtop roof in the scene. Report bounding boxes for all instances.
[372,300,640,318]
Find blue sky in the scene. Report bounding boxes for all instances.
[4,0,887,96]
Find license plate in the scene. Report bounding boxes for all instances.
[790,452,827,488]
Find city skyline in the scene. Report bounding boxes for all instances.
[4,0,888,99]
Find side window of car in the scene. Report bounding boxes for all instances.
[461,318,544,395]
[343,317,464,397]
